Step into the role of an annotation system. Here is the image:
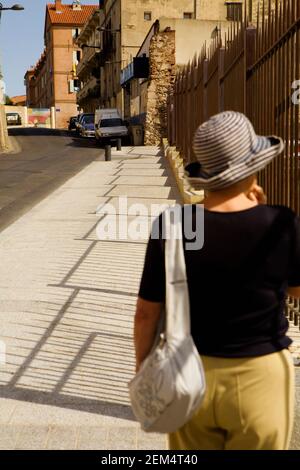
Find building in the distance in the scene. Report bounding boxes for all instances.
[24,68,37,107]
[24,0,97,128]
[10,95,26,106]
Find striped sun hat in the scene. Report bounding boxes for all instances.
[185,111,284,192]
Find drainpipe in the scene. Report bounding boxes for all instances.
[249,0,253,23]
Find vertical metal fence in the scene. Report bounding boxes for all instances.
[167,0,300,329]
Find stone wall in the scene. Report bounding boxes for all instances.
[0,105,9,152]
[144,31,176,146]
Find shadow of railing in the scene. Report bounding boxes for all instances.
[0,154,171,421]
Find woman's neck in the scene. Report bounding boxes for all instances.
[204,192,258,213]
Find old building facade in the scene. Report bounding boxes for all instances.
[117,1,276,144]
[24,1,273,127]
[24,0,97,128]
[24,69,37,108]
[97,1,265,116]
[76,10,102,113]
[122,17,230,145]
[99,0,206,114]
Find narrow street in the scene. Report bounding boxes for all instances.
[0,128,102,232]
[0,132,180,449]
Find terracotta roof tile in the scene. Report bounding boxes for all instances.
[10,95,27,105]
[47,3,97,25]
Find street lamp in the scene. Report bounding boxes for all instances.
[81,44,101,50]
[0,3,24,10]
[97,27,121,33]
[0,3,24,85]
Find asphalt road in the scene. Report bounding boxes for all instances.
[0,128,104,232]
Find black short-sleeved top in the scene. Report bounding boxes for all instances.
[138,205,300,358]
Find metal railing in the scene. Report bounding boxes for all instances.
[167,0,300,329]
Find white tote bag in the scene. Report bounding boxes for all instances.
[129,208,206,433]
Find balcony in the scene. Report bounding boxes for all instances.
[76,46,101,77]
[77,76,100,103]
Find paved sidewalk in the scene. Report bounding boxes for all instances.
[0,146,180,450]
[0,145,299,450]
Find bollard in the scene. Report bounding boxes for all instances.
[105,145,111,161]
[116,138,122,151]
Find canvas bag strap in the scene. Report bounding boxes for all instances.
[164,208,191,340]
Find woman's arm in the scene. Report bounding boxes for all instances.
[134,297,162,372]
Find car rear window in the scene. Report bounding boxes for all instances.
[82,115,94,124]
[79,114,93,122]
[100,119,123,127]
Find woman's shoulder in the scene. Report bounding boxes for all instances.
[154,204,299,223]
[266,203,295,212]
[265,204,298,219]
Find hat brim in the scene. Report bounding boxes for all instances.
[186,136,284,191]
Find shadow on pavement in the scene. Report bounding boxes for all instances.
[0,148,177,423]
[8,127,68,137]
[67,136,101,149]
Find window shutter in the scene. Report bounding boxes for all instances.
[69,80,75,93]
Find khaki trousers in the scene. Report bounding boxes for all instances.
[169,349,295,450]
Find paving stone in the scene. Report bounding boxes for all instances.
[106,427,137,450]
[118,169,167,176]
[114,176,169,186]
[107,185,176,199]
[137,431,167,450]
[15,425,49,450]
[46,426,78,450]
[0,399,18,424]
[77,427,108,450]
[0,425,22,450]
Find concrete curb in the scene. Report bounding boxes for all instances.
[7,136,22,154]
[162,138,204,204]
[0,137,21,155]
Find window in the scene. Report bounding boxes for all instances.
[72,28,81,39]
[82,115,94,124]
[183,12,193,19]
[144,12,152,21]
[73,79,81,92]
[100,118,123,128]
[69,79,81,93]
[226,2,243,21]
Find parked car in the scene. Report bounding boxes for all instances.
[68,116,78,131]
[95,108,128,144]
[76,113,94,136]
[79,114,95,138]
[6,112,22,126]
